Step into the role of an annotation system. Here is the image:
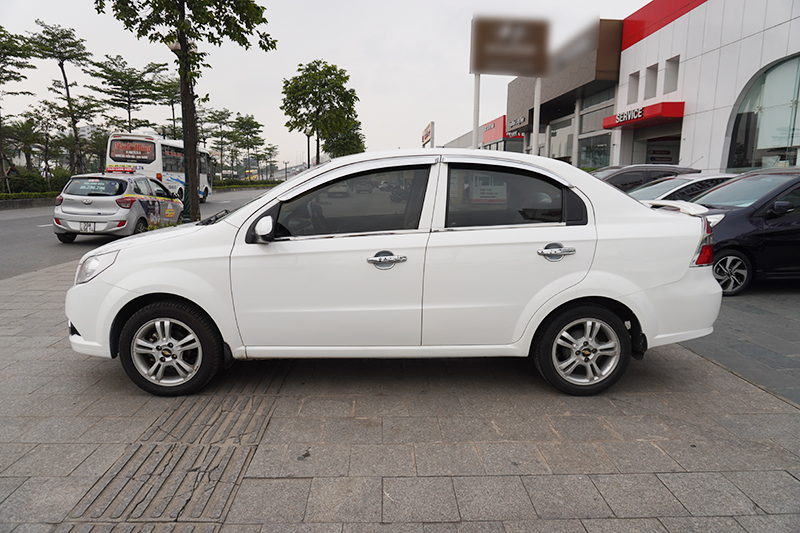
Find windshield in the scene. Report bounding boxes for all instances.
[692,174,796,207]
[64,178,127,196]
[628,177,690,200]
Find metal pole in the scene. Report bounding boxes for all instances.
[531,77,542,156]
[472,73,481,149]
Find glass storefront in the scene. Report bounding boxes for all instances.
[728,55,800,171]
[579,134,611,169]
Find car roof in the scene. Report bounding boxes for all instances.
[70,172,149,180]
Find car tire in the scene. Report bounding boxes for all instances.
[200,188,208,203]
[56,233,76,243]
[133,218,148,234]
[713,249,752,296]
[533,305,631,396]
[118,301,223,396]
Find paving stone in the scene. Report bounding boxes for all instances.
[348,444,415,477]
[733,515,800,532]
[439,415,557,443]
[581,518,668,532]
[407,395,465,417]
[382,477,459,523]
[70,443,128,477]
[0,443,35,472]
[322,417,382,444]
[226,478,310,523]
[281,443,350,477]
[382,417,441,444]
[305,477,381,523]
[657,473,758,516]
[2,443,97,477]
[245,444,287,478]
[76,418,152,443]
[456,394,518,417]
[522,475,612,520]
[0,476,97,523]
[0,375,53,395]
[414,442,484,476]
[261,417,325,444]
[353,395,409,417]
[260,525,343,533]
[476,443,551,475]
[658,515,748,532]
[503,520,587,533]
[590,473,689,518]
[343,524,423,533]
[547,416,620,441]
[453,476,536,521]
[299,396,355,417]
[15,416,99,443]
[601,416,677,441]
[723,470,800,514]
[656,440,751,472]
[537,442,617,474]
[598,441,684,474]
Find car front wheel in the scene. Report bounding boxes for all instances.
[533,305,631,396]
[713,249,752,296]
[118,301,223,396]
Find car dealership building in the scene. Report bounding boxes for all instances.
[506,0,800,172]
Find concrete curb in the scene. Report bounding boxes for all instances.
[0,197,57,211]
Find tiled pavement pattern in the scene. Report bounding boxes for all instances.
[0,262,799,532]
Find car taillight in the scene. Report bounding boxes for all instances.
[55,195,63,206]
[692,217,714,266]
[116,197,136,209]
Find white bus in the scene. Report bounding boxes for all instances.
[105,132,214,203]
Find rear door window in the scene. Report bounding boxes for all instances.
[64,178,126,196]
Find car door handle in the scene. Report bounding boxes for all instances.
[367,251,407,270]
[537,243,576,262]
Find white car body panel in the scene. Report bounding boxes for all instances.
[64,149,721,379]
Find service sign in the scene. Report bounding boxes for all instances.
[615,108,644,125]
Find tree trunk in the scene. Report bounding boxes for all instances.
[60,61,85,173]
[176,2,200,222]
[0,108,9,194]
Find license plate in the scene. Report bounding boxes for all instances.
[80,222,95,233]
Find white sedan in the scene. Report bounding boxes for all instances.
[65,149,722,396]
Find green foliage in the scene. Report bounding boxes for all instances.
[281,59,359,144]
[323,121,366,158]
[0,191,60,201]
[93,0,277,82]
[84,55,167,132]
[0,25,36,86]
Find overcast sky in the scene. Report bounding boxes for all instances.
[2,0,648,167]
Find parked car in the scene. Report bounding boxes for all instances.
[355,180,373,193]
[627,173,736,202]
[689,168,800,296]
[327,182,350,197]
[591,164,700,192]
[65,149,721,397]
[53,172,182,243]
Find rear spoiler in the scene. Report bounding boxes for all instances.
[642,200,709,216]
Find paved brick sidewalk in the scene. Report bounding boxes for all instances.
[0,261,799,532]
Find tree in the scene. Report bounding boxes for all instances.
[232,113,263,177]
[22,102,59,187]
[6,118,41,171]
[323,120,366,158]
[84,55,167,132]
[206,107,232,178]
[154,73,181,137]
[281,59,359,165]
[95,0,277,222]
[28,20,93,173]
[0,25,36,192]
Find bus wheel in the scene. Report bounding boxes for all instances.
[177,188,184,202]
[200,188,208,203]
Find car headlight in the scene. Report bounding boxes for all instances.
[75,251,118,284]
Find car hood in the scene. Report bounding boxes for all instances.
[78,223,204,261]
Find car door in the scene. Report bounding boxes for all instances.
[758,183,800,275]
[229,156,439,351]
[422,159,597,346]
[132,177,159,226]
[148,179,180,224]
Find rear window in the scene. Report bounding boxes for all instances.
[692,174,796,207]
[64,178,127,196]
[109,140,156,163]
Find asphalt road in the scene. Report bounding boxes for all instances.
[0,188,269,280]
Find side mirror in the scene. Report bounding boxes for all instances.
[767,200,794,218]
[254,215,274,243]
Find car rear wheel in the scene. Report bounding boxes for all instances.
[119,301,222,396]
[56,233,76,243]
[713,249,752,296]
[133,218,148,234]
[533,305,631,396]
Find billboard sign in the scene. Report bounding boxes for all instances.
[470,17,549,77]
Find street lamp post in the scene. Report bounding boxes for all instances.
[284,161,288,181]
[304,128,313,169]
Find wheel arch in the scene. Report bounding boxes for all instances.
[109,293,226,361]
[714,244,758,272]
[530,296,646,359]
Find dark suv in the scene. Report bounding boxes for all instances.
[591,164,699,192]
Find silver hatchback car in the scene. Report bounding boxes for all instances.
[53,173,183,243]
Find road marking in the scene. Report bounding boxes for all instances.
[37,224,51,228]
[220,200,231,204]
